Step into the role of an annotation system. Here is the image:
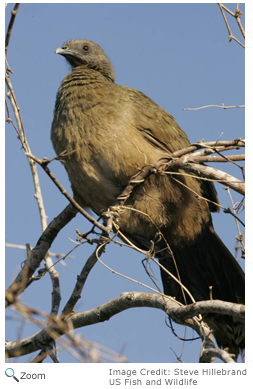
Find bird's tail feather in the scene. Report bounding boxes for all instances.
[158,223,245,358]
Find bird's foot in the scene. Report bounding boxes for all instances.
[101,207,121,231]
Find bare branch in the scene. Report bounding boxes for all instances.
[61,244,104,316]
[5,204,78,307]
[24,152,112,235]
[117,140,245,208]
[5,243,74,261]
[235,4,245,38]
[218,3,245,48]
[200,348,236,363]
[183,104,244,111]
[225,187,245,258]
[171,139,244,159]
[169,300,244,322]
[5,3,20,58]
[170,159,245,195]
[5,293,243,363]
[188,154,244,163]
[5,6,62,315]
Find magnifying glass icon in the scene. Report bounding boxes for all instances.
[5,368,19,382]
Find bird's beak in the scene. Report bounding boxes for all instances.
[55,47,69,55]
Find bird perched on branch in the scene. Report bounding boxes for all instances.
[51,39,245,359]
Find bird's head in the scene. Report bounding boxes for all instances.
[55,39,115,82]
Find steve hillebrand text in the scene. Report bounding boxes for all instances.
[108,368,247,386]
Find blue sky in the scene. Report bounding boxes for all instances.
[5,3,245,364]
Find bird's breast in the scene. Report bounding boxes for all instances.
[51,81,145,211]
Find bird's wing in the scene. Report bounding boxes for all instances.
[126,88,190,153]
[125,87,219,212]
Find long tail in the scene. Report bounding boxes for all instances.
[158,222,245,358]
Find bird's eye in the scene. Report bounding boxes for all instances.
[83,45,89,51]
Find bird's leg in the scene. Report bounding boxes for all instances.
[101,207,122,232]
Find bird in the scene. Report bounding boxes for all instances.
[51,39,245,359]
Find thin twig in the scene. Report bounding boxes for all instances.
[218,3,245,48]
[96,242,172,299]
[171,139,244,159]
[24,152,111,235]
[187,154,244,163]
[61,244,104,316]
[5,3,20,58]
[5,243,74,260]
[235,4,245,38]
[224,187,245,257]
[183,104,244,111]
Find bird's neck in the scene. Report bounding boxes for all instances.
[61,67,107,89]
[54,67,106,112]
[70,64,115,83]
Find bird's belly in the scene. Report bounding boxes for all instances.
[64,155,123,213]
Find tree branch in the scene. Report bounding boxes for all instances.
[183,104,244,110]
[170,159,245,195]
[5,203,78,307]
[169,300,245,322]
[117,139,245,206]
[6,292,243,363]
[5,3,20,58]
[61,244,104,316]
[218,3,245,48]
[5,4,63,315]
[25,152,112,235]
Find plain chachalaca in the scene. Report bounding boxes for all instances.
[51,39,245,358]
